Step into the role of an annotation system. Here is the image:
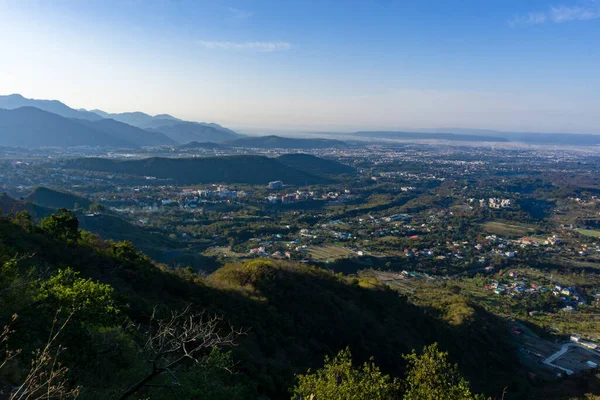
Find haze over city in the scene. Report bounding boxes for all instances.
[1,0,599,134]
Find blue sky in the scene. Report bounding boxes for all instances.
[1,0,599,133]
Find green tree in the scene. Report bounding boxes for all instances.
[403,343,480,400]
[41,209,79,243]
[13,210,33,232]
[111,240,145,264]
[36,268,118,325]
[291,347,402,400]
[89,203,105,213]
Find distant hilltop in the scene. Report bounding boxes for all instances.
[59,154,354,185]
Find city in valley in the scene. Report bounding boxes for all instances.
[2,128,600,398]
[2,1,600,398]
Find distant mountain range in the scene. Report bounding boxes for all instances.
[0,93,103,121]
[0,94,241,148]
[4,94,598,149]
[60,155,340,185]
[88,107,242,143]
[89,110,180,126]
[0,107,136,148]
[75,118,176,147]
[146,121,242,143]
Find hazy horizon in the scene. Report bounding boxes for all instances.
[1,0,600,134]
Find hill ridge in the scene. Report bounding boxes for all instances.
[61,155,330,185]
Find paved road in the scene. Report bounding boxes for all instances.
[542,343,599,375]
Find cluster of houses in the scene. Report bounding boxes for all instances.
[267,190,314,204]
[568,195,599,206]
[248,246,293,259]
[468,198,513,208]
[198,186,246,200]
[266,189,353,205]
[377,171,444,183]
[155,186,248,210]
[103,185,253,213]
[485,270,585,311]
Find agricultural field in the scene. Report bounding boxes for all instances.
[482,221,538,237]
[307,244,356,262]
[576,229,600,238]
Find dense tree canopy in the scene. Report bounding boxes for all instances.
[292,347,402,400]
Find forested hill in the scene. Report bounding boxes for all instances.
[0,211,526,399]
[25,187,92,210]
[2,190,217,272]
[0,192,55,219]
[61,155,331,185]
[177,141,224,149]
[278,153,355,175]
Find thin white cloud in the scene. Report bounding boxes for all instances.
[509,12,547,26]
[228,7,254,20]
[509,3,600,25]
[197,40,291,52]
[550,5,600,21]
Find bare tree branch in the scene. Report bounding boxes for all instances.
[120,306,243,400]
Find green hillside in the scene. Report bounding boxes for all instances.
[2,192,215,271]
[61,155,330,185]
[0,211,525,399]
[78,213,218,271]
[25,187,92,210]
[0,192,55,219]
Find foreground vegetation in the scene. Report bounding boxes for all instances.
[0,210,536,399]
